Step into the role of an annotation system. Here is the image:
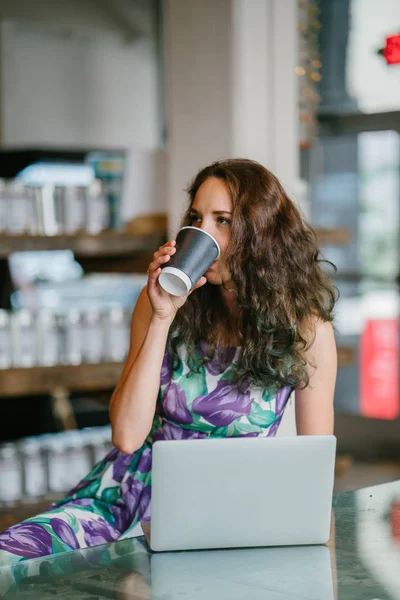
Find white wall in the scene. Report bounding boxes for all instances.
[164,0,299,234]
[231,0,298,191]
[122,148,167,221]
[0,0,161,149]
[164,0,234,233]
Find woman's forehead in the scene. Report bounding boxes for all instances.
[192,177,232,211]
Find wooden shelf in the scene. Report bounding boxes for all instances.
[0,231,166,259]
[0,225,349,259]
[314,227,351,246]
[0,346,354,398]
[0,362,124,397]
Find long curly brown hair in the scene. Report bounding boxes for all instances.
[168,159,337,390]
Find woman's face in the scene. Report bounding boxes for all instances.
[188,177,232,285]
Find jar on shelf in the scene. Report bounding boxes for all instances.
[82,310,104,364]
[0,309,12,369]
[104,306,130,362]
[57,310,83,365]
[11,310,36,368]
[36,309,58,367]
[7,181,38,235]
[0,443,23,505]
[85,180,109,234]
[35,183,59,236]
[0,179,8,233]
[54,186,86,234]
[18,436,47,500]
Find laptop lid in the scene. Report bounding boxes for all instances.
[150,435,336,552]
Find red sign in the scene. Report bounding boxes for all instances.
[383,34,400,65]
[360,318,399,420]
[390,501,400,542]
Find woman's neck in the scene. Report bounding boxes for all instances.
[218,281,241,346]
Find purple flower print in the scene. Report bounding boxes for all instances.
[81,517,119,546]
[275,386,292,414]
[137,447,152,473]
[162,382,193,425]
[138,485,151,522]
[50,518,80,550]
[0,522,53,558]
[120,475,143,520]
[152,422,206,442]
[110,481,151,530]
[160,351,173,385]
[110,504,130,534]
[192,380,252,427]
[112,451,134,482]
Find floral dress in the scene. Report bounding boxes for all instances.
[0,343,292,566]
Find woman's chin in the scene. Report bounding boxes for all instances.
[204,271,222,285]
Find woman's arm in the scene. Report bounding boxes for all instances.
[109,287,173,454]
[109,238,206,454]
[295,319,337,435]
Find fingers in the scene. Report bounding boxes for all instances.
[152,241,176,263]
[147,241,176,280]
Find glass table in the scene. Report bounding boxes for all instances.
[0,480,399,599]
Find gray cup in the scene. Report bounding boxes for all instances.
[158,226,220,296]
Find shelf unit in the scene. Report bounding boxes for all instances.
[0,363,124,398]
[0,222,353,409]
[0,231,165,258]
[0,215,168,433]
[0,345,355,399]
[0,226,351,257]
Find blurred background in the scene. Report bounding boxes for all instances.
[0,0,398,525]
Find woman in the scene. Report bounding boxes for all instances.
[0,159,337,565]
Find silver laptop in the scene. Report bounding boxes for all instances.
[146,435,336,552]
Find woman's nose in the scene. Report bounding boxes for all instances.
[199,221,213,235]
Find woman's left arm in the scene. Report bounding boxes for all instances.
[295,319,337,435]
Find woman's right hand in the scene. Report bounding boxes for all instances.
[147,240,207,322]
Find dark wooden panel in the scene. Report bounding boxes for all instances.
[0,345,354,398]
[0,232,166,258]
[0,363,124,397]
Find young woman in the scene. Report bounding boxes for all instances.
[0,159,337,565]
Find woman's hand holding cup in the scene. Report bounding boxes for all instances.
[147,240,207,322]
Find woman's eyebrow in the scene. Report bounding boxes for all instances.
[190,208,232,215]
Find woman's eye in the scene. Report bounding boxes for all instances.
[189,215,200,223]
[217,217,231,225]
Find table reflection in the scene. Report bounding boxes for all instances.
[147,545,334,600]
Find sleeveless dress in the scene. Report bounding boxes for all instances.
[0,343,293,567]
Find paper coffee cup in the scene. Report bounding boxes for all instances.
[158,226,220,296]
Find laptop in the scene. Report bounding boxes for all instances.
[145,435,336,552]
